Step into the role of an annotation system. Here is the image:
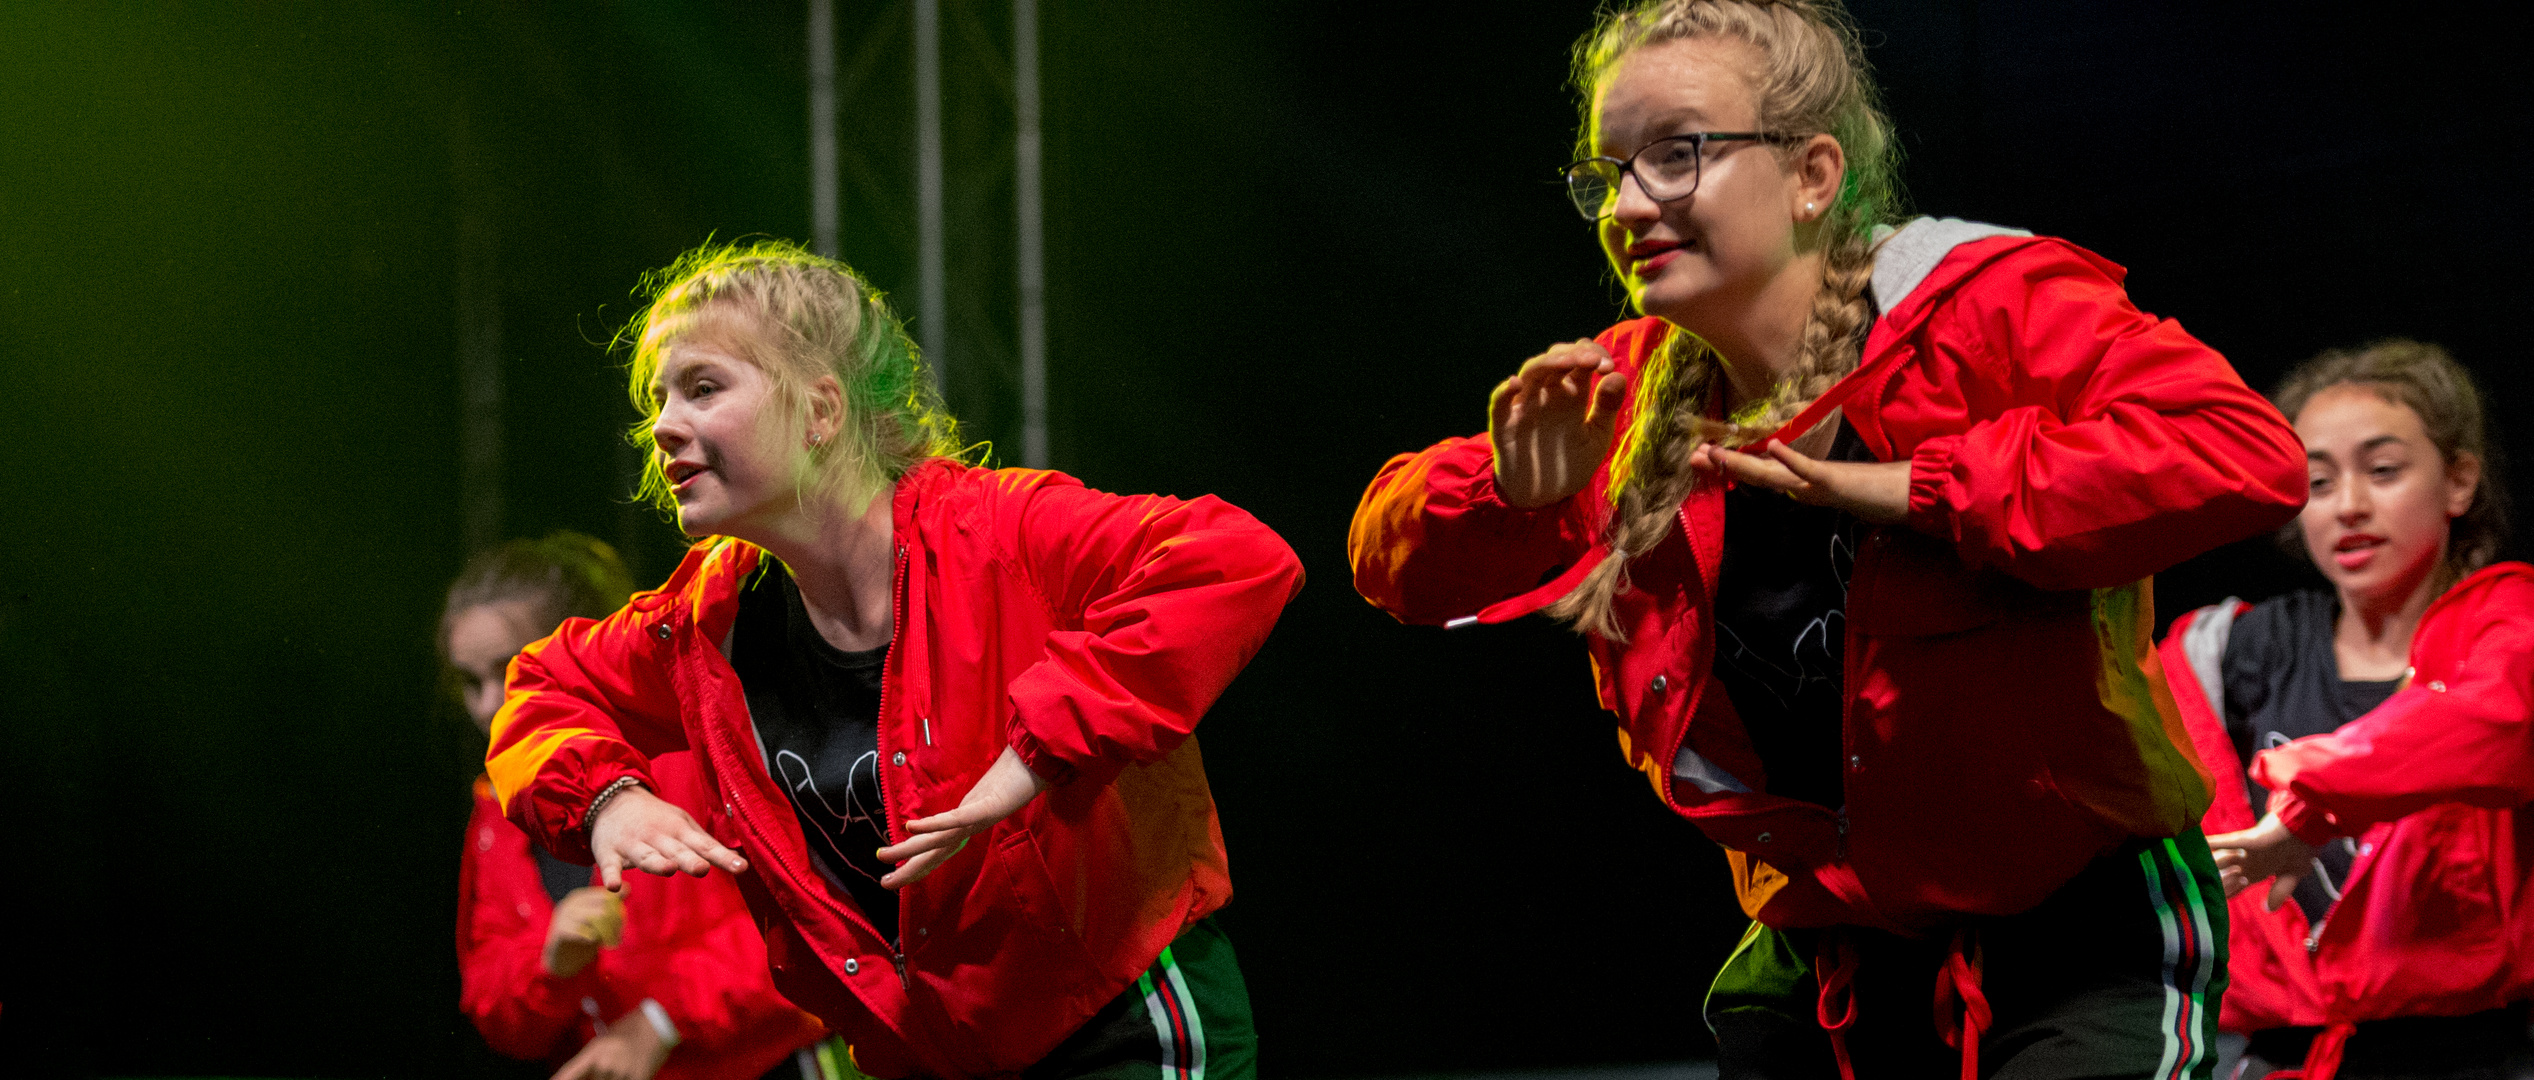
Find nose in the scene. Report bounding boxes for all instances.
[2336,474,2372,523]
[1609,168,1664,233]
[651,401,691,457]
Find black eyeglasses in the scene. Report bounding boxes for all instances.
[1563,132,1805,221]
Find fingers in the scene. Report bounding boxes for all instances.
[1711,444,1805,493]
[590,893,625,947]
[1506,342,1615,404]
[597,848,625,893]
[2209,846,2245,871]
[2265,872,2302,912]
[1759,439,1830,483]
[880,836,971,891]
[875,821,971,864]
[2204,829,2255,851]
[667,823,747,876]
[1584,371,1628,431]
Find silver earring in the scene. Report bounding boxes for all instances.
[1806,202,1817,213]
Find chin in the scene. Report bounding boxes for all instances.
[1631,273,1722,325]
[673,504,727,538]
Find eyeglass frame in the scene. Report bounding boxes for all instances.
[1563,131,1811,221]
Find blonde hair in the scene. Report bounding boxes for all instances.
[621,239,963,518]
[2275,338,2509,574]
[1548,0,1902,640]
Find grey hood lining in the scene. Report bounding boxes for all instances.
[1869,217,2033,315]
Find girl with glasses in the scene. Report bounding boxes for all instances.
[2162,342,2533,1080]
[484,242,1298,1080]
[1350,1,2306,1075]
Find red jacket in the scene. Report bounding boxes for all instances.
[2164,563,2534,1047]
[1351,227,2306,931]
[487,461,1303,1079]
[458,753,826,1078]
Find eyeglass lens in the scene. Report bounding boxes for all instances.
[1566,135,1707,220]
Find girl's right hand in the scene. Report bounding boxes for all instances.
[587,785,749,891]
[1488,340,1627,509]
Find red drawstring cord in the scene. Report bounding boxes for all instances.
[2263,1021,2354,1080]
[1814,931,1861,1080]
[1932,927,1991,1080]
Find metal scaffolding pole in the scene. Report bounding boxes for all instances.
[1014,0,1047,467]
[808,0,838,258]
[913,0,946,386]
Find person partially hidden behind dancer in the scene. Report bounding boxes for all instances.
[444,531,836,1080]
[1349,2,2308,1075]
[2163,341,2534,1080]
[486,241,1302,1079]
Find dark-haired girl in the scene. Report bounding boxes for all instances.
[445,532,832,1080]
[1350,1,2306,1075]
[2163,342,2534,1080]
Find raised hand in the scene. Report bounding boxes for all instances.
[875,746,1051,890]
[587,785,749,892]
[1489,340,1628,509]
[1690,437,1910,525]
[541,886,626,978]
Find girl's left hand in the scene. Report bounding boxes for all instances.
[1691,440,1911,524]
[876,746,1054,889]
[2207,813,2315,911]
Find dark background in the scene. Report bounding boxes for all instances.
[5,2,2528,1076]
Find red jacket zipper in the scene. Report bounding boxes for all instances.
[878,543,910,990]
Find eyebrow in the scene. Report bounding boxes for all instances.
[1600,107,1714,150]
[648,354,713,397]
[2309,434,2409,461]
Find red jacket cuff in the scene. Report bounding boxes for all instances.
[2269,792,2341,846]
[1006,723,1083,787]
[1905,434,1961,537]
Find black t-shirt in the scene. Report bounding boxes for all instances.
[1711,421,1874,810]
[2221,589,2402,925]
[727,564,900,942]
[532,846,590,904]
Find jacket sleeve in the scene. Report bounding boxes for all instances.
[995,477,1308,785]
[1902,245,2307,591]
[1347,434,1593,625]
[2251,577,2534,842]
[487,605,691,863]
[457,792,603,1061]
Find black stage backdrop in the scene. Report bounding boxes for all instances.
[4,2,2528,1076]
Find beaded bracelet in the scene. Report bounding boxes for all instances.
[585,776,644,829]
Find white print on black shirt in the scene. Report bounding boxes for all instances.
[774,748,886,885]
[1713,530,1856,710]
